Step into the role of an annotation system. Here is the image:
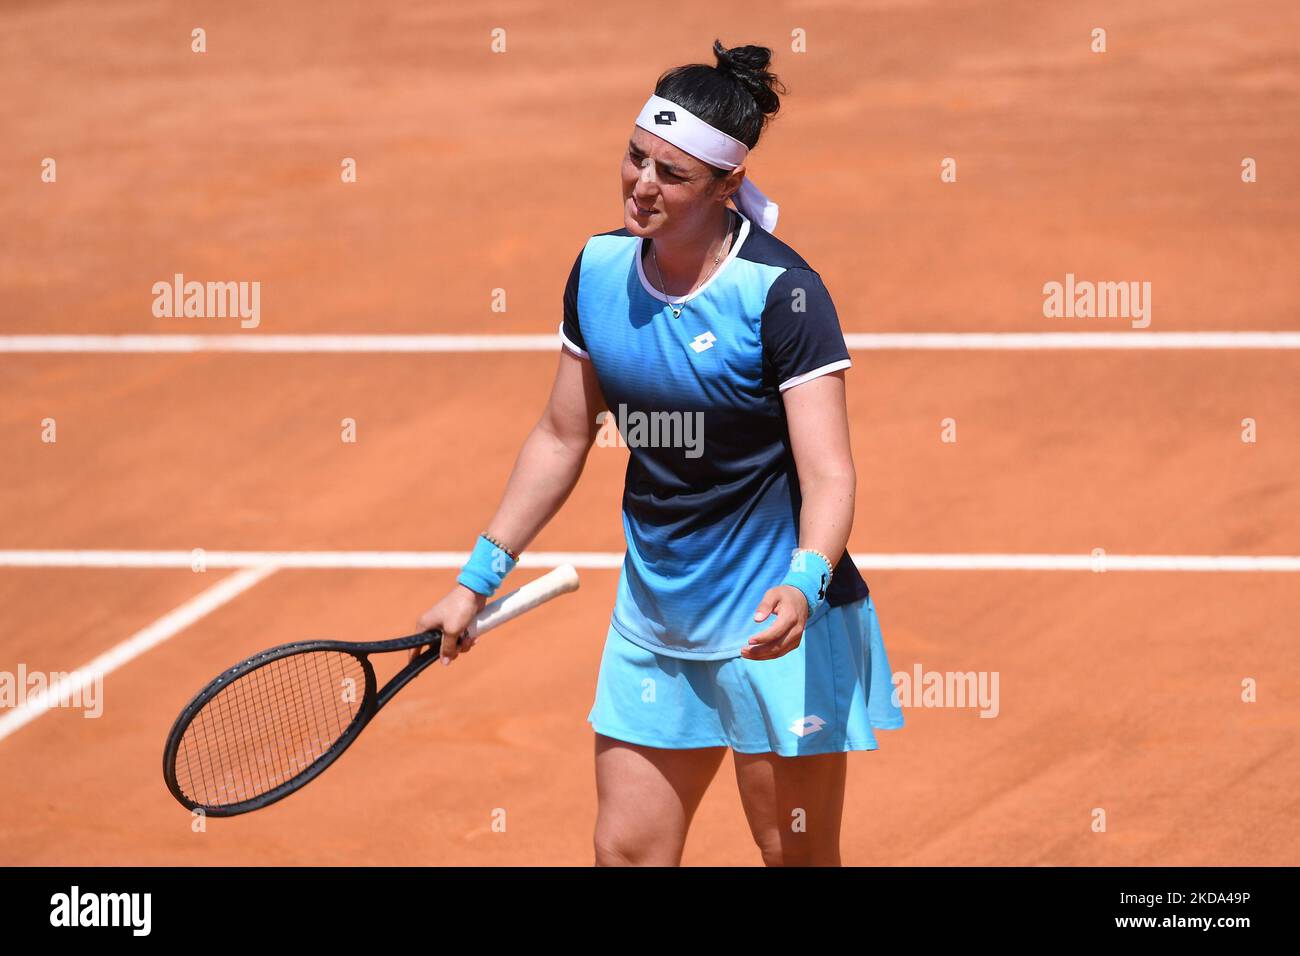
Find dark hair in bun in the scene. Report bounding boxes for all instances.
[653,39,787,171]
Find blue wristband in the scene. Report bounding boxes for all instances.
[780,549,834,616]
[456,534,517,597]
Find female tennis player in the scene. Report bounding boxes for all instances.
[415,40,903,866]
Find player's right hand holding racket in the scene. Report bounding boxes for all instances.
[412,584,488,667]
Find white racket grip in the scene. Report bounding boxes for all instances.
[464,564,580,639]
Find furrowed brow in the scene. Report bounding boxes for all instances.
[628,141,686,176]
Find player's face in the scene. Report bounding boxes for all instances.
[621,127,731,240]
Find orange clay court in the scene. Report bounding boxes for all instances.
[0,0,1297,865]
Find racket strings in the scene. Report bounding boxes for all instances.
[174,651,367,807]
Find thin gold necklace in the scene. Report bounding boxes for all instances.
[650,210,736,319]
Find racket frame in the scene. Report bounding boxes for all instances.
[162,630,443,817]
[162,563,579,817]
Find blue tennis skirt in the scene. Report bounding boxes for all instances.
[587,595,905,756]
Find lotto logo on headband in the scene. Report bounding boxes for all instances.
[653,110,677,125]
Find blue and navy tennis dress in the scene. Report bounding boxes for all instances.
[561,209,904,755]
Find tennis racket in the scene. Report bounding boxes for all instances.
[162,564,580,817]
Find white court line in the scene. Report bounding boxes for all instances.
[0,565,276,743]
[0,550,1298,571]
[2,332,1300,353]
[0,335,563,353]
[843,332,1300,350]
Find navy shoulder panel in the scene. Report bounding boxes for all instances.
[734,223,814,272]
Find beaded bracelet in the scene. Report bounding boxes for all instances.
[481,531,518,561]
[456,533,518,597]
[794,548,835,577]
[780,548,835,616]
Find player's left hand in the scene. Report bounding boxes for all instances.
[743,584,809,660]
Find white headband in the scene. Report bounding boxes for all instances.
[633,93,779,233]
